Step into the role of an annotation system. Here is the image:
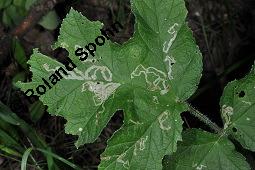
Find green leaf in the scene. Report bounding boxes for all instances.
[17,0,203,169]
[25,0,36,10]
[220,67,255,151]
[163,129,250,170]
[4,5,25,26]
[39,10,60,30]
[0,1,12,9]
[2,10,12,27]
[99,88,186,169]
[13,0,25,7]
[13,39,28,70]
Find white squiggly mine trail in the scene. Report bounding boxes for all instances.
[131,64,169,95]
[163,23,179,81]
[158,110,171,130]
[163,23,179,54]
[117,152,130,169]
[153,96,159,104]
[196,164,207,170]
[129,23,179,95]
[133,136,148,156]
[222,105,234,129]
[164,56,176,80]
[82,81,120,106]
[43,64,120,106]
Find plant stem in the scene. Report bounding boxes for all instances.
[187,104,222,134]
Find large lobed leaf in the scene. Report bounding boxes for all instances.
[164,66,255,169]
[17,0,202,169]
[163,129,250,170]
[220,67,255,151]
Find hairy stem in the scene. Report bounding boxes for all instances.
[187,104,222,134]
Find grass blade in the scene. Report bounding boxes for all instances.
[36,148,82,170]
[21,148,33,170]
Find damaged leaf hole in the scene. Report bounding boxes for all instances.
[238,91,245,98]
[232,127,237,133]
